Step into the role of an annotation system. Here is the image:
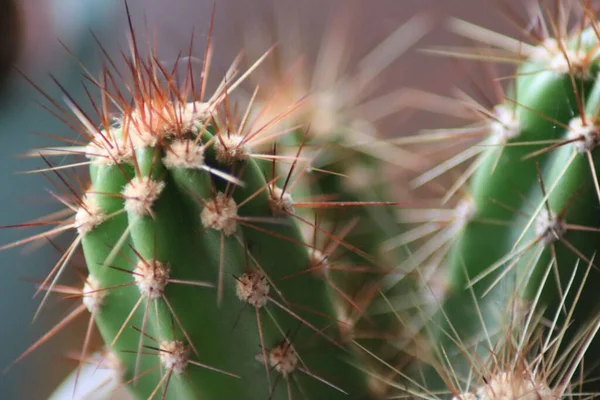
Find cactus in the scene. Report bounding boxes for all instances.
[1,3,422,400]
[377,1,600,398]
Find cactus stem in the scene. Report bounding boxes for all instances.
[5,0,397,397]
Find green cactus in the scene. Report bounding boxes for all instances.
[2,4,420,399]
[70,52,371,400]
[379,2,600,398]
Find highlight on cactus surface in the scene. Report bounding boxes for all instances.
[7,0,600,399]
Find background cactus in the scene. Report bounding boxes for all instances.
[382,1,600,398]
[234,9,436,391]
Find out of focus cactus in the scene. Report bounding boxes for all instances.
[380,2,600,398]
[235,10,434,394]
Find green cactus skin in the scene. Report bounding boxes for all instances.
[435,66,594,370]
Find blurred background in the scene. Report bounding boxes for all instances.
[0,0,525,398]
